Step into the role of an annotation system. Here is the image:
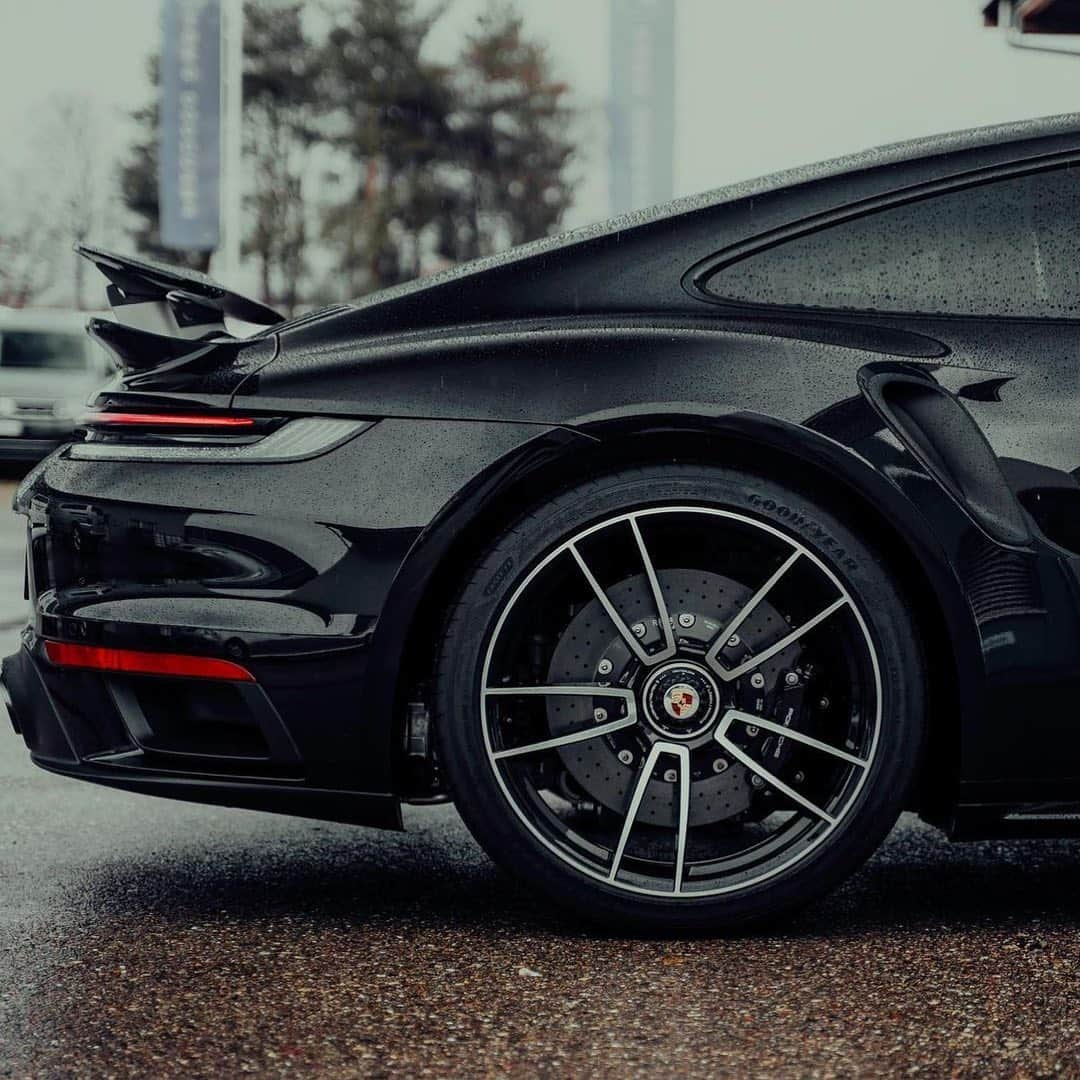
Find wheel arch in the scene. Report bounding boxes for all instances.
[382,408,981,813]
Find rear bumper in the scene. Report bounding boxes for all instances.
[5,414,557,821]
[12,432,429,804]
[2,634,402,828]
[3,424,426,828]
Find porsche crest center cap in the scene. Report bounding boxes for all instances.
[663,683,700,721]
[642,663,720,740]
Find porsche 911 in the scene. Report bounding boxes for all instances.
[6,114,1080,930]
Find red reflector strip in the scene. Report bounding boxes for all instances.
[79,412,256,428]
[43,640,255,682]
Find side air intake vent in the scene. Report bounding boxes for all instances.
[959,533,1042,624]
[858,363,1032,550]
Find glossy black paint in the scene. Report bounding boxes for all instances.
[7,114,1080,836]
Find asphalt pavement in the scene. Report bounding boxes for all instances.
[1,480,1079,1079]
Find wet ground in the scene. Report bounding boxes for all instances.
[1,481,1078,1079]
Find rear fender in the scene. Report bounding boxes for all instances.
[381,407,983,809]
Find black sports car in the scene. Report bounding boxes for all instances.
[7,114,1080,931]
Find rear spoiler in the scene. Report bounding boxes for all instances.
[76,244,285,373]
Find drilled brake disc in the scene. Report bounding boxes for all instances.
[546,568,802,827]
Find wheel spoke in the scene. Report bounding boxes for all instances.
[706,550,801,672]
[715,712,837,824]
[608,741,690,891]
[485,685,635,699]
[672,743,691,895]
[609,742,664,883]
[713,597,849,683]
[492,716,636,760]
[569,540,675,666]
[722,710,869,768]
[486,685,638,760]
[629,515,677,658]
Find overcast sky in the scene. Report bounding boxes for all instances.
[1,0,1079,230]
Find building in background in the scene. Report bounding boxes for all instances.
[608,0,674,215]
[983,0,1080,50]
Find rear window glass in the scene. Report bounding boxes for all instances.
[703,166,1080,318]
[0,331,88,371]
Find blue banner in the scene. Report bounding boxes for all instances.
[609,0,675,216]
[159,0,222,251]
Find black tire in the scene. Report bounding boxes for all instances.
[436,464,925,932]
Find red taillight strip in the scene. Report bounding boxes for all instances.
[43,640,255,682]
[78,412,256,428]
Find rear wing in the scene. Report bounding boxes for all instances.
[76,244,284,373]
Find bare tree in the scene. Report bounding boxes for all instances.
[0,94,124,309]
[0,168,63,307]
[33,96,124,307]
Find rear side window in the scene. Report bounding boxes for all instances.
[0,331,88,371]
[704,166,1080,318]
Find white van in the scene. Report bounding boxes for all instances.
[0,309,111,461]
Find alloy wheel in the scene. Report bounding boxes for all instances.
[479,506,882,898]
